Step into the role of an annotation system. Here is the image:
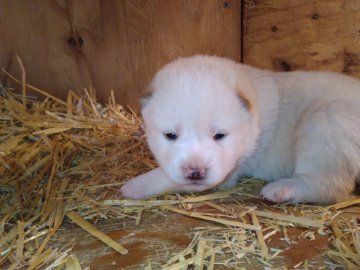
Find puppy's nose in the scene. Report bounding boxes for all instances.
[184,167,206,181]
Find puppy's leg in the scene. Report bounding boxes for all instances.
[261,174,353,203]
[121,168,177,199]
[261,175,311,203]
[262,103,360,203]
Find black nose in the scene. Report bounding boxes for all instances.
[187,170,205,181]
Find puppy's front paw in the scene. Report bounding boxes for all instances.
[120,168,176,199]
[121,177,149,200]
[261,179,298,203]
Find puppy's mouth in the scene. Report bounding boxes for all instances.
[180,181,214,191]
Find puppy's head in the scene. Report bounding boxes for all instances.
[141,55,259,192]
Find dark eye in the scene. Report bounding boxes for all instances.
[213,133,227,141]
[164,132,178,141]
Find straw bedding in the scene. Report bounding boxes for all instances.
[0,72,359,269]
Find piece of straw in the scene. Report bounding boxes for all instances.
[251,210,269,259]
[163,205,261,231]
[2,68,66,105]
[16,221,25,261]
[66,211,128,255]
[253,209,324,228]
[326,198,360,210]
[64,254,82,270]
[194,239,206,269]
[15,55,26,107]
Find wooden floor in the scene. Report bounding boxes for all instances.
[52,200,333,269]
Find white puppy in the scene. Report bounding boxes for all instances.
[121,55,360,203]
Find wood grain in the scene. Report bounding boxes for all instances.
[243,0,360,77]
[50,203,330,269]
[0,0,241,112]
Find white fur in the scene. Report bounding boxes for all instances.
[121,55,360,203]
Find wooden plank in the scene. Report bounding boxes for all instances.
[243,0,360,78]
[0,0,241,112]
[51,204,330,269]
[53,211,201,269]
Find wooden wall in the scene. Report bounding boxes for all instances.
[1,0,359,112]
[243,0,360,76]
[0,0,241,111]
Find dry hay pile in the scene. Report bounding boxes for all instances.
[0,77,359,269]
[0,80,153,269]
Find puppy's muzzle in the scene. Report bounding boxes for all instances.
[183,167,207,181]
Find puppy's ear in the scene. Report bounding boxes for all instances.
[237,92,251,111]
[140,92,153,107]
[140,85,154,107]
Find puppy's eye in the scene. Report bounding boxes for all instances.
[164,132,178,141]
[213,133,227,141]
